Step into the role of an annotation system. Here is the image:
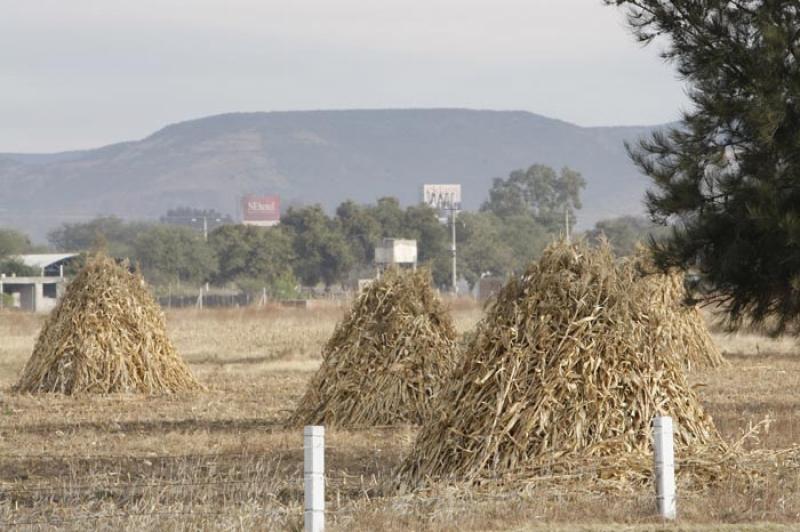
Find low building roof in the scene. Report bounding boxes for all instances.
[15,253,79,269]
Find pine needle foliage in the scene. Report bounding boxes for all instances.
[605,1,800,332]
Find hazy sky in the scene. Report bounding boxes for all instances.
[0,0,686,152]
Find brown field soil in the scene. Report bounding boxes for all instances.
[0,303,799,530]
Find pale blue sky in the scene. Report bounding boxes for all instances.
[0,0,686,152]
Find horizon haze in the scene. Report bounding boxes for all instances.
[0,108,660,241]
[1,0,683,152]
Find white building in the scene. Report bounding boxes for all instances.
[0,253,78,312]
[374,239,418,269]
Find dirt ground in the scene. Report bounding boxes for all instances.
[0,304,799,531]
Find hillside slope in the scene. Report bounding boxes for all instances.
[0,109,658,239]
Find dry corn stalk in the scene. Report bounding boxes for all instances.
[14,253,202,394]
[289,268,458,427]
[398,240,728,489]
[623,246,725,370]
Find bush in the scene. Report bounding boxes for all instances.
[0,292,13,307]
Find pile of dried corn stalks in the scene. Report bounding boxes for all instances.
[290,268,459,427]
[624,247,725,370]
[398,240,729,488]
[14,254,202,394]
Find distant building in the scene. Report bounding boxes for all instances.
[0,254,78,312]
[374,238,418,271]
[16,253,79,276]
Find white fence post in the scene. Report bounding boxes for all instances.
[653,416,676,520]
[304,425,325,532]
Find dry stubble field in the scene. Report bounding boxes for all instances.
[0,302,799,531]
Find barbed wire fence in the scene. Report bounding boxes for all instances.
[1,425,792,529]
[0,452,666,528]
[0,442,387,529]
[0,470,657,529]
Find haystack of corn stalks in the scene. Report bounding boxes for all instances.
[14,254,202,394]
[623,246,725,369]
[289,268,459,427]
[398,240,728,488]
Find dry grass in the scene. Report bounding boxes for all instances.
[0,299,798,530]
[712,330,798,359]
[166,306,343,369]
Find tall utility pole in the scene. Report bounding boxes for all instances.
[191,216,221,242]
[450,206,458,294]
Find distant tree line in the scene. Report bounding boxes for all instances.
[0,164,665,295]
[585,215,668,257]
[160,207,234,236]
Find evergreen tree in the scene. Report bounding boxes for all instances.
[607,0,800,329]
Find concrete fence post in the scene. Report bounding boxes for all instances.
[653,416,676,520]
[304,425,325,532]
[33,282,44,313]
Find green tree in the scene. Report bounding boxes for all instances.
[336,200,381,267]
[48,217,151,258]
[208,224,295,293]
[161,207,234,236]
[455,212,551,288]
[606,1,800,329]
[0,228,32,258]
[282,205,354,287]
[368,197,406,238]
[337,199,450,282]
[481,164,586,229]
[133,225,216,285]
[403,204,449,262]
[586,215,669,257]
[456,212,513,287]
[402,204,450,283]
[0,258,38,276]
[498,214,551,273]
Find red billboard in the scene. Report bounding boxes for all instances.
[241,194,280,226]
